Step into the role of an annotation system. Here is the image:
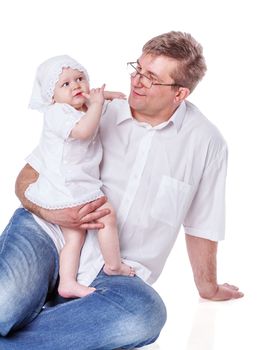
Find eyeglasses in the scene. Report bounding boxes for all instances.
[127,61,181,89]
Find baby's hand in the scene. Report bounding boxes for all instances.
[82,84,105,106]
[104,91,127,100]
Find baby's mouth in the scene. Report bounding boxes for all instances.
[74,92,83,97]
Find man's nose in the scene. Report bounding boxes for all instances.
[132,73,143,87]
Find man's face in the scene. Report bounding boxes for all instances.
[128,54,179,125]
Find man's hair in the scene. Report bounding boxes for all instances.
[142,31,207,92]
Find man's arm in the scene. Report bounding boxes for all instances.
[185,234,244,301]
[15,164,42,215]
[15,164,109,229]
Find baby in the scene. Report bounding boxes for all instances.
[25,55,134,298]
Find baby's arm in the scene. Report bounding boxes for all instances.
[70,85,105,140]
[104,91,126,100]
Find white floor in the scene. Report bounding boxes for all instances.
[150,293,259,350]
[141,233,260,350]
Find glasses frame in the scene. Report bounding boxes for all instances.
[127,61,182,89]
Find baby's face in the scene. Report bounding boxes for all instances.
[53,67,89,110]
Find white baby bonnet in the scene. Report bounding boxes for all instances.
[28,55,89,112]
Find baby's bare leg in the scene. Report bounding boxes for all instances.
[98,202,135,276]
[59,227,95,298]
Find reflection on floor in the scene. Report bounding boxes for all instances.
[141,293,258,350]
[140,235,259,350]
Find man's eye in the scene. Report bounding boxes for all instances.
[147,74,157,83]
[150,77,158,83]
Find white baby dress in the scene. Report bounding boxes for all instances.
[25,103,104,209]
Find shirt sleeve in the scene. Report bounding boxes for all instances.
[183,145,228,241]
[44,104,82,140]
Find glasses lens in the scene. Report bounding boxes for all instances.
[127,62,152,88]
[127,63,137,77]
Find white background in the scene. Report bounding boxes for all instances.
[0,1,260,349]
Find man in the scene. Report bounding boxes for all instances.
[0,31,243,349]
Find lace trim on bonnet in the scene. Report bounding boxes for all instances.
[28,55,89,112]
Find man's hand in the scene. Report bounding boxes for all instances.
[205,283,244,301]
[39,196,110,229]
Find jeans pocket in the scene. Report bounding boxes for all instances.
[150,176,191,228]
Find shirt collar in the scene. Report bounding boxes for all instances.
[116,100,187,132]
[116,102,133,125]
[167,100,186,133]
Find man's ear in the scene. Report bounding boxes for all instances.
[174,87,190,103]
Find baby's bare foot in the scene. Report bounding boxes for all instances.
[103,262,135,277]
[58,281,95,298]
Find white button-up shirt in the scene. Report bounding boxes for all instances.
[33,99,227,285]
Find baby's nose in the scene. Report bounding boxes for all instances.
[71,81,80,89]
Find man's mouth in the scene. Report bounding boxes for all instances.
[132,89,145,97]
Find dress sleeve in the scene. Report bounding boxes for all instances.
[44,104,82,140]
[183,145,228,241]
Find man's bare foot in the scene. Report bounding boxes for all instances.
[58,281,96,298]
[103,262,135,277]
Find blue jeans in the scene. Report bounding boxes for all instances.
[0,208,167,350]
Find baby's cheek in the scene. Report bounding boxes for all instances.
[84,82,90,93]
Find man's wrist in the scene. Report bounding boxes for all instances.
[37,206,45,220]
[198,283,219,299]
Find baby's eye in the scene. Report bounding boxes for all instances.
[76,77,83,82]
[62,82,69,87]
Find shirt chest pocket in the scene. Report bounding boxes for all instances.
[150,176,192,228]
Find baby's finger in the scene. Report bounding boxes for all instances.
[81,92,90,99]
